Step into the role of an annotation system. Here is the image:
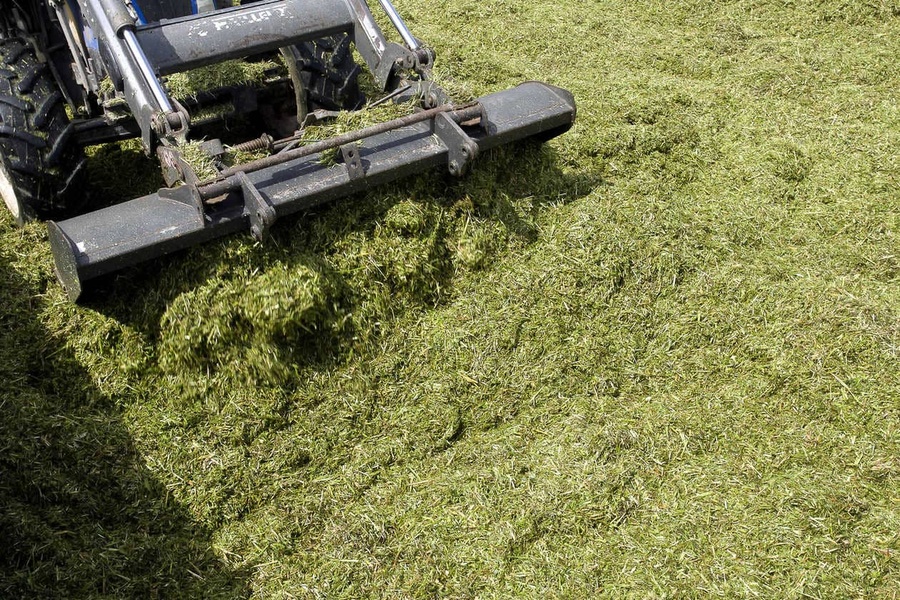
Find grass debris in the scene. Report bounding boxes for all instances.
[1,0,898,598]
[174,140,220,181]
[165,59,280,99]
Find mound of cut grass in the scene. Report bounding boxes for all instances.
[158,256,346,385]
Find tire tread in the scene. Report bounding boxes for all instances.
[0,37,84,222]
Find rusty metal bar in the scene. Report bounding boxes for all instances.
[197,102,481,198]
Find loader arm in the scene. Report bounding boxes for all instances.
[67,0,423,151]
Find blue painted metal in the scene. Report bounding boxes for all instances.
[130,0,149,24]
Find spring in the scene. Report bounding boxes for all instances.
[230,134,274,154]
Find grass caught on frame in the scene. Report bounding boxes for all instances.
[1,0,898,598]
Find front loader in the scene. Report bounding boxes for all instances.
[0,0,575,300]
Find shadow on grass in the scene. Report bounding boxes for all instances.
[0,252,249,597]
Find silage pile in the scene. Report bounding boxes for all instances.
[156,189,514,389]
[152,84,535,388]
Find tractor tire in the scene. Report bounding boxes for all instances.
[293,34,365,112]
[0,37,85,225]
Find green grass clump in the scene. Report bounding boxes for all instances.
[2,0,899,597]
[84,139,165,204]
[158,257,346,385]
[166,59,279,99]
[301,99,418,141]
[175,140,221,181]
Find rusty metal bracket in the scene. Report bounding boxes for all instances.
[374,42,415,90]
[238,172,276,240]
[341,143,365,180]
[157,145,203,187]
[434,112,479,176]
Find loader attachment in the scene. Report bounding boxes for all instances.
[49,82,575,300]
[0,0,578,300]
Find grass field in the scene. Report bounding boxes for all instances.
[1,0,898,597]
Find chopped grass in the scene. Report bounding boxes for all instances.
[175,140,221,181]
[301,99,419,139]
[2,0,898,597]
[165,59,280,99]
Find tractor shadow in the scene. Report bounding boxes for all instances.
[0,246,250,598]
[85,139,600,376]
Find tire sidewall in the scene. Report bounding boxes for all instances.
[0,154,27,226]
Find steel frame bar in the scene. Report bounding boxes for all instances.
[49,82,576,300]
[134,0,356,75]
